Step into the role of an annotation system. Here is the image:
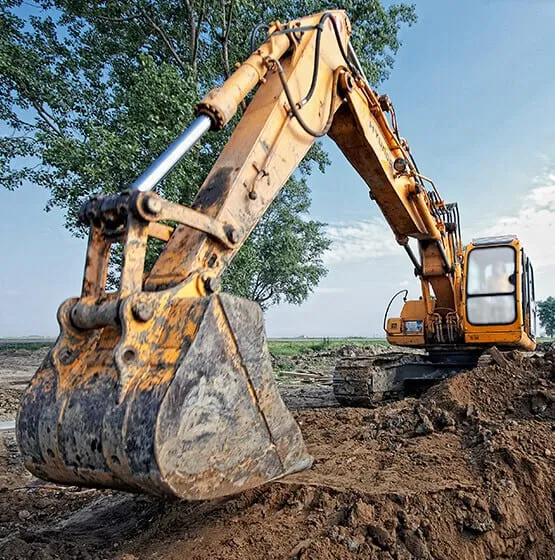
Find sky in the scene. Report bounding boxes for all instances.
[2,0,555,337]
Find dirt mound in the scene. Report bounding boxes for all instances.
[0,352,553,559]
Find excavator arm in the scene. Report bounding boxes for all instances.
[147,12,461,311]
[18,10,467,500]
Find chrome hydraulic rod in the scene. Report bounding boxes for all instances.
[130,115,212,192]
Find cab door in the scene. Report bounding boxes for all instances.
[526,258,537,338]
[520,250,536,339]
[463,240,535,350]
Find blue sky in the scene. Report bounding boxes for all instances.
[2,0,555,337]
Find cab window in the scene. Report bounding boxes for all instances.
[466,246,516,325]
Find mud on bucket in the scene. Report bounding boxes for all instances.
[17,293,312,500]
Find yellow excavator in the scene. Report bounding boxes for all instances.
[17,10,536,500]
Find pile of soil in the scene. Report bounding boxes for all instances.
[0,350,553,559]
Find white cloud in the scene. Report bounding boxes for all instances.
[321,168,555,273]
[478,169,555,269]
[323,217,398,264]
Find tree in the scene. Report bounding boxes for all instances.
[0,0,416,307]
[538,297,555,338]
[222,177,332,310]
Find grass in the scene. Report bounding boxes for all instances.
[267,337,388,356]
[0,338,388,356]
[3,336,551,356]
[0,342,53,353]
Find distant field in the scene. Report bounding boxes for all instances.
[268,338,388,356]
[0,343,51,352]
[0,337,387,355]
[2,336,552,356]
[0,339,55,352]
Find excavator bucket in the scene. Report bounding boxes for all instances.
[16,187,312,499]
[17,292,311,499]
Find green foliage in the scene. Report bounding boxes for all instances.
[222,177,332,309]
[268,337,388,356]
[538,297,555,337]
[0,0,416,307]
[0,342,52,352]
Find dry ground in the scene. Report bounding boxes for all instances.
[0,346,553,559]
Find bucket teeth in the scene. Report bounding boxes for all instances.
[17,293,312,500]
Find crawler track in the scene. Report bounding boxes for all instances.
[333,351,478,407]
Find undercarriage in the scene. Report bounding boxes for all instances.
[332,348,484,407]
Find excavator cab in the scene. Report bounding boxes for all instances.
[462,235,536,350]
[385,236,535,351]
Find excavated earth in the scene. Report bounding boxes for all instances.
[0,346,553,559]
